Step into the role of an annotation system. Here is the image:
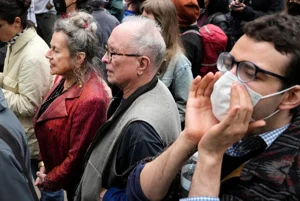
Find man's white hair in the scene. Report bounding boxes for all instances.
[122,16,166,69]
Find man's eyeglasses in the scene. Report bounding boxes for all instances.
[217,52,290,83]
[105,45,142,62]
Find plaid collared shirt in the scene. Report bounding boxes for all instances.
[226,124,289,157]
[180,197,219,201]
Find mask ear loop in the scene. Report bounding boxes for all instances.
[251,109,281,122]
[251,86,296,121]
[260,85,296,99]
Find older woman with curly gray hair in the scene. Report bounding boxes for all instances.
[33,11,110,201]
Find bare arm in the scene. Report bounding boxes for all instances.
[141,133,197,201]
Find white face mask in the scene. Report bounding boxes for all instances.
[210,71,296,122]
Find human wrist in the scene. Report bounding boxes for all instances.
[181,130,200,149]
[189,152,222,197]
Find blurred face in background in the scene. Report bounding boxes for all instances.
[287,0,300,15]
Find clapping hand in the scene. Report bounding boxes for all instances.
[183,72,222,146]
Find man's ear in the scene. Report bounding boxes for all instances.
[279,85,300,110]
[76,52,86,66]
[137,56,150,76]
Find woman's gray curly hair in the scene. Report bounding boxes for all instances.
[54,11,102,84]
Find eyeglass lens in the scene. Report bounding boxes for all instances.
[237,62,256,82]
[217,52,233,72]
[105,45,111,61]
[217,53,257,82]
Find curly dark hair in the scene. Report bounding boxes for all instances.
[244,13,300,89]
[0,0,32,28]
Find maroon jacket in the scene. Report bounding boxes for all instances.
[33,73,109,195]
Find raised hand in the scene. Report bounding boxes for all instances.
[183,72,222,145]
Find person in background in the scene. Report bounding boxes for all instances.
[286,0,300,15]
[53,0,89,15]
[122,0,145,19]
[142,0,193,127]
[104,0,124,22]
[229,0,284,42]
[198,0,233,51]
[89,0,119,44]
[89,0,120,85]
[34,0,57,47]
[171,0,203,78]
[74,16,181,201]
[126,13,300,201]
[33,11,109,201]
[199,0,230,32]
[0,0,53,182]
[27,0,37,26]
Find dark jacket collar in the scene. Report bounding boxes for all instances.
[180,24,199,34]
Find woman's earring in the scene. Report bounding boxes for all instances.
[77,77,83,88]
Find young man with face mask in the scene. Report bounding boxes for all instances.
[123,13,300,201]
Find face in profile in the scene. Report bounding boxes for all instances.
[46,31,74,77]
[0,18,19,42]
[102,24,141,89]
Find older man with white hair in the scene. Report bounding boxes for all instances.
[74,16,181,201]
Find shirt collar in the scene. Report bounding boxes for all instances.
[259,124,289,148]
[7,28,26,45]
[226,124,290,157]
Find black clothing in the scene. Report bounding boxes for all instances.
[206,12,230,34]
[180,25,203,78]
[234,0,284,22]
[116,121,164,176]
[231,0,284,40]
[205,12,234,51]
[221,136,267,179]
[0,42,6,72]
